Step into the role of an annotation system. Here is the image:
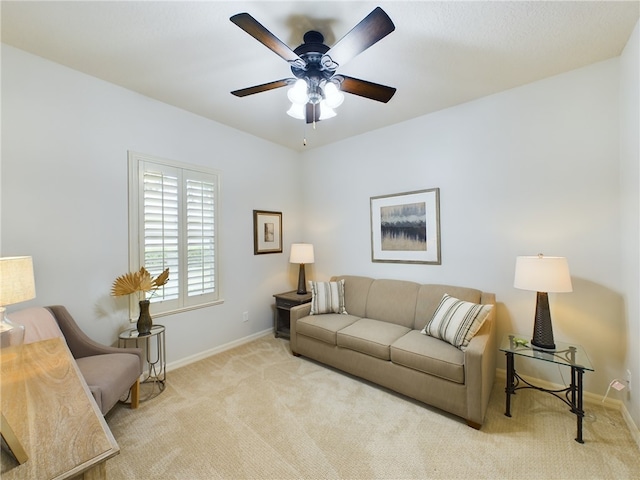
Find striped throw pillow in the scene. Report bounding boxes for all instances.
[309,279,348,315]
[421,294,492,349]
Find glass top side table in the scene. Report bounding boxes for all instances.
[499,333,594,443]
[118,325,166,401]
[500,334,594,371]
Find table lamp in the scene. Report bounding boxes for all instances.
[0,256,36,348]
[289,243,314,295]
[514,254,572,350]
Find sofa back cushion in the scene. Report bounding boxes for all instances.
[414,285,483,331]
[331,276,488,332]
[365,279,420,328]
[331,275,374,318]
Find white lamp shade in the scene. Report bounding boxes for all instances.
[324,82,344,109]
[289,243,314,264]
[318,102,336,120]
[514,255,572,293]
[286,103,305,119]
[0,256,36,306]
[287,79,308,105]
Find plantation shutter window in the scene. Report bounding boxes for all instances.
[129,152,222,317]
[186,178,216,298]
[143,169,180,302]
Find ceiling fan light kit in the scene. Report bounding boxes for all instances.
[287,79,309,105]
[323,83,345,109]
[286,78,341,120]
[230,7,397,127]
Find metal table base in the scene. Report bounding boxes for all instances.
[118,324,166,402]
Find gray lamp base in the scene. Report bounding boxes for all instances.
[296,264,307,295]
[531,291,556,350]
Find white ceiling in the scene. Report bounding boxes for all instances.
[2,1,638,151]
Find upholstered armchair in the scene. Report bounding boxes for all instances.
[8,305,143,415]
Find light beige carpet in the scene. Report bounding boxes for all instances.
[106,336,639,479]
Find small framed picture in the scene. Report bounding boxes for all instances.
[253,210,283,254]
[370,188,441,264]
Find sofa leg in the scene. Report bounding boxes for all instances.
[130,379,140,409]
[466,420,481,430]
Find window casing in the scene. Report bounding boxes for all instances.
[128,152,221,317]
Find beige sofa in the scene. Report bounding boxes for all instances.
[289,275,497,428]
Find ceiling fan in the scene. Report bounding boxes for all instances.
[230,7,396,124]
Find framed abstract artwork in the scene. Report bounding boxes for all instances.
[253,210,282,254]
[370,188,441,264]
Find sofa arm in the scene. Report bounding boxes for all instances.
[289,303,312,354]
[463,292,497,427]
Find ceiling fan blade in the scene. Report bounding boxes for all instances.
[231,79,292,97]
[324,7,395,68]
[306,103,320,124]
[338,76,396,103]
[230,13,304,65]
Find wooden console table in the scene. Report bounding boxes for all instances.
[1,337,119,479]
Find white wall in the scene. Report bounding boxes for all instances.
[1,45,303,363]
[619,20,640,427]
[2,31,638,426]
[300,58,625,400]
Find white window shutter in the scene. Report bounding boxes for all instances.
[143,168,180,302]
[186,177,216,298]
[129,152,221,317]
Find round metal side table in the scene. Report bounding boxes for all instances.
[118,324,166,401]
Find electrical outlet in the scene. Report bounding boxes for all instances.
[242,311,249,323]
[611,380,626,391]
[627,369,632,392]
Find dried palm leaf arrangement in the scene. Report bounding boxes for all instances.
[111,267,170,300]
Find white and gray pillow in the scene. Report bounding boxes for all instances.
[309,279,348,315]
[422,294,492,349]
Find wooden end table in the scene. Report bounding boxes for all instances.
[273,291,312,339]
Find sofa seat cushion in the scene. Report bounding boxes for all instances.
[296,314,361,345]
[76,353,141,415]
[390,330,465,384]
[337,318,411,360]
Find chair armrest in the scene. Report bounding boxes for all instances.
[46,305,144,370]
[289,303,312,353]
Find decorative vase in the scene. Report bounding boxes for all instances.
[136,300,152,336]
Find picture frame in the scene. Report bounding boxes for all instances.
[253,210,283,255]
[370,188,441,264]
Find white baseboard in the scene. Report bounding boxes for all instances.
[621,401,640,450]
[166,328,272,373]
[495,368,640,449]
